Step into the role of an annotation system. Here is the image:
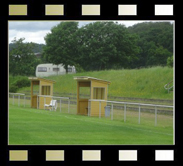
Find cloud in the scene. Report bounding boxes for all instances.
[8,21,91,44]
[9,20,173,44]
[9,30,50,44]
[8,21,61,32]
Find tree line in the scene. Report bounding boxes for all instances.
[43,21,173,72]
[9,21,173,76]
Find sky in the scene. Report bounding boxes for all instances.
[9,20,173,44]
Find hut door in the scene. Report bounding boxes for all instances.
[78,99,88,115]
[32,95,37,108]
[77,82,90,115]
[31,81,39,108]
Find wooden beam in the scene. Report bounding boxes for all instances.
[79,82,90,87]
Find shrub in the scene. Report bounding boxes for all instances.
[15,78,30,88]
[9,84,18,93]
[167,56,173,67]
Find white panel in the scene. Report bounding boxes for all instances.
[119,150,137,161]
[82,150,101,161]
[118,5,137,15]
[155,5,173,15]
[155,150,174,161]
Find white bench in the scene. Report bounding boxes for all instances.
[44,100,57,111]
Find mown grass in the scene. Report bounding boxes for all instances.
[9,104,173,145]
[17,66,173,100]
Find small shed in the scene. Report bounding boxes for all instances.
[74,76,111,116]
[28,77,56,109]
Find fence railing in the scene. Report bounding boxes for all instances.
[164,80,173,93]
[9,93,71,113]
[88,99,174,126]
[9,93,173,127]
[37,95,70,113]
[9,93,26,107]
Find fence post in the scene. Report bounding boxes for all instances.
[99,101,101,118]
[13,94,14,105]
[24,95,25,107]
[124,103,126,122]
[111,103,113,120]
[138,104,141,124]
[18,95,20,107]
[155,106,157,126]
[68,98,70,113]
[37,95,38,109]
[60,98,61,112]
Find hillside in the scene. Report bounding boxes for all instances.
[17,66,173,100]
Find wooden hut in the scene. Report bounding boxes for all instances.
[74,76,110,116]
[28,77,56,109]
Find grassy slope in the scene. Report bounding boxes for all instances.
[9,105,173,145]
[18,66,173,100]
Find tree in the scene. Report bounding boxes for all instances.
[43,22,79,73]
[76,22,139,71]
[9,38,41,76]
[128,22,173,68]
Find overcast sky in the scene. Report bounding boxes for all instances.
[9,20,173,44]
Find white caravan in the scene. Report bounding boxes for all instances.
[35,63,76,77]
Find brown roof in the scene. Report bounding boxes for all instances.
[73,76,110,84]
[28,77,56,83]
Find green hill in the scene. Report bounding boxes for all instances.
[17,66,173,100]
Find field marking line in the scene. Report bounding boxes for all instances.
[11,107,173,136]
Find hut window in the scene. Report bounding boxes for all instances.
[79,87,90,99]
[41,86,51,95]
[93,88,105,99]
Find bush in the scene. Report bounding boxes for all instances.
[9,84,18,93]
[74,63,85,73]
[167,56,173,67]
[9,77,30,93]
[15,78,30,88]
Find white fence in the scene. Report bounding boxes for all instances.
[37,95,70,113]
[88,99,174,126]
[9,93,71,113]
[9,93,173,127]
[9,93,26,107]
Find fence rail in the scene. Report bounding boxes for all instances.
[37,95,70,113]
[9,93,26,107]
[9,93,173,127]
[88,99,174,126]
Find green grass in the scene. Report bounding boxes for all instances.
[9,104,173,145]
[18,66,173,100]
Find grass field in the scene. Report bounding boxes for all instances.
[9,104,173,145]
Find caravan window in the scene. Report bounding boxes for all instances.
[68,68,72,72]
[38,67,47,72]
[53,68,60,72]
